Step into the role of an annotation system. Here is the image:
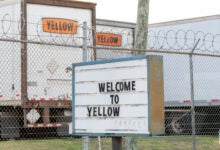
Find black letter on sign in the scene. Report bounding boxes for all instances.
[114,95,119,104]
[87,107,92,117]
[107,107,113,116]
[47,21,51,30]
[114,37,118,44]
[99,83,105,93]
[110,95,114,104]
[124,81,131,91]
[113,107,120,116]
[68,23,73,32]
[132,81,136,91]
[110,95,119,104]
[93,107,97,116]
[103,107,107,116]
[98,107,102,116]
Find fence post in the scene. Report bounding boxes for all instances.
[83,21,88,62]
[98,136,102,150]
[20,0,28,127]
[82,21,89,150]
[219,130,220,144]
[189,39,200,150]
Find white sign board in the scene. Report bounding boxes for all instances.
[72,55,164,136]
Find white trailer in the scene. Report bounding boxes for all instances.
[96,15,220,135]
[0,0,96,139]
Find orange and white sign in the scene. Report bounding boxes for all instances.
[96,33,122,47]
[42,18,78,34]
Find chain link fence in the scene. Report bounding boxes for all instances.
[0,18,219,150]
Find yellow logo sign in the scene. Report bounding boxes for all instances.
[96,33,122,47]
[42,18,78,34]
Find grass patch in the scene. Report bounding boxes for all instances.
[0,136,219,150]
[138,136,219,150]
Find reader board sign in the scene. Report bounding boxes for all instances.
[72,55,165,136]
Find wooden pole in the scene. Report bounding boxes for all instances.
[112,137,123,150]
[126,0,150,150]
[134,0,150,55]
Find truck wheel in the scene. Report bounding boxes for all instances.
[166,112,191,135]
[57,126,69,137]
[0,111,20,139]
[56,111,71,137]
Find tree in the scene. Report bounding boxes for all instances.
[134,0,150,55]
[125,1,150,150]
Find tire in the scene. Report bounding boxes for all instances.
[57,126,69,137]
[56,111,71,137]
[165,112,191,135]
[0,111,20,139]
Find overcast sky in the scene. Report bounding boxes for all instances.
[85,0,220,23]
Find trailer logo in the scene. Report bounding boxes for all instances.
[42,18,78,34]
[96,33,122,47]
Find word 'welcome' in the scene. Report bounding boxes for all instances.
[99,81,136,93]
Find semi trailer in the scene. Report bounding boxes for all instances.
[0,0,96,139]
[96,15,220,135]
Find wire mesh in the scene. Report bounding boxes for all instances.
[0,18,219,150]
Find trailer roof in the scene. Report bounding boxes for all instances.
[97,14,220,29]
[96,19,136,29]
[149,14,220,28]
[54,0,96,5]
[0,0,96,7]
[0,0,21,7]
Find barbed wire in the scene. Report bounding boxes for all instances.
[0,14,219,53]
[0,14,86,45]
[147,30,220,53]
[93,29,220,54]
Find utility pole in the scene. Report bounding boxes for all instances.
[125,0,150,150]
[134,0,150,55]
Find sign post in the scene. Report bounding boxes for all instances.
[72,55,165,149]
[112,137,123,150]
